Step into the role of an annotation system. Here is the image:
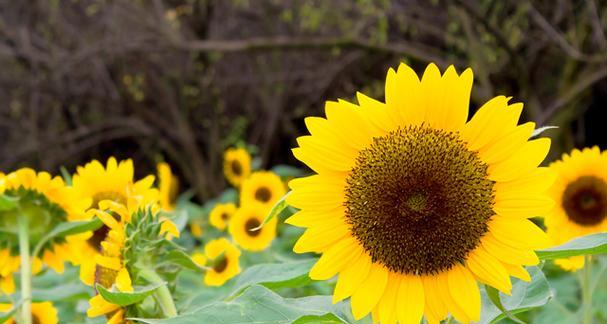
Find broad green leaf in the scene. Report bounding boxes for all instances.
[479,266,552,323]
[157,249,205,272]
[96,283,164,307]
[132,285,352,324]
[531,126,558,138]
[0,300,22,322]
[271,165,305,178]
[537,233,607,260]
[485,285,525,324]
[256,191,291,229]
[229,259,316,297]
[0,194,19,211]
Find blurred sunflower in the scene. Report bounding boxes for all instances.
[71,157,159,285]
[157,162,179,211]
[190,220,204,238]
[240,171,286,209]
[209,203,237,231]
[223,148,251,187]
[229,203,277,251]
[0,250,18,294]
[0,301,58,324]
[545,147,607,271]
[193,238,241,286]
[0,168,90,275]
[287,62,554,323]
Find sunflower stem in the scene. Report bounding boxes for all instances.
[581,255,593,324]
[139,268,177,317]
[17,213,32,324]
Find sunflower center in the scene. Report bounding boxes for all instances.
[88,191,127,250]
[32,314,41,324]
[245,218,261,237]
[221,213,229,221]
[231,160,243,176]
[344,126,495,275]
[562,176,607,226]
[213,256,228,273]
[254,187,272,203]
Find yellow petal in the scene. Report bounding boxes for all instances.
[493,193,554,219]
[489,138,551,182]
[477,122,535,164]
[309,237,361,280]
[160,220,180,238]
[396,275,425,324]
[377,272,400,324]
[350,263,388,320]
[489,217,550,249]
[467,246,512,294]
[447,265,480,322]
[422,276,449,323]
[482,234,539,266]
[333,253,372,303]
[116,268,133,292]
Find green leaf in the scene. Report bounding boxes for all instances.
[0,300,22,322]
[96,283,165,307]
[229,259,316,297]
[0,194,19,211]
[33,218,103,257]
[485,285,525,324]
[537,233,607,260]
[531,126,558,138]
[271,165,305,178]
[256,191,291,230]
[60,166,73,186]
[131,285,352,324]
[157,249,205,272]
[479,266,552,323]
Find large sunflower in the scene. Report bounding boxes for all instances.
[240,171,286,210]
[0,168,90,275]
[223,147,252,187]
[229,203,278,252]
[286,62,554,323]
[545,147,607,271]
[157,162,179,211]
[71,157,159,285]
[192,238,241,286]
[0,301,59,324]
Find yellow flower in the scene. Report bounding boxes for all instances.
[0,250,18,294]
[0,301,59,324]
[287,62,554,323]
[157,162,179,211]
[229,203,277,251]
[194,238,241,286]
[190,220,204,238]
[209,203,237,230]
[71,157,159,286]
[240,171,286,210]
[0,168,90,274]
[545,146,607,271]
[223,148,251,187]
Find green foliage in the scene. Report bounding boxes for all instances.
[97,283,165,307]
[537,233,607,260]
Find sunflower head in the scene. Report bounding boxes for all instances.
[240,171,286,210]
[157,162,179,211]
[0,301,59,324]
[87,202,180,321]
[193,238,241,286]
[287,62,554,323]
[229,203,278,252]
[223,148,252,187]
[0,168,91,274]
[545,146,607,271]
[209,203,237,231]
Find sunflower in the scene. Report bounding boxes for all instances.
[223,147,251,187]
[286,62,554,323]
[209,203,237,231]
[192,238,241,286]
[545,146,607,271]
[190,220,204,238]
[240,171,286,209]
[229,203,277,251]
[0,250,18,294]
[71,157,159,285]
[0,301,59,324]
[157,162,179,211]
[0,168,90,275]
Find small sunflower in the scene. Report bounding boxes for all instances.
[0,168,90,274]
[545,146,607,271]
[223,148,251,187]
[0,301,59,324]
[240,171,286,209]
[193,238,241,286]
[209,203,237,231]
[71,157,159,285]
[157,162,179,211]
[229,203,277,252]
[287,62,554,323]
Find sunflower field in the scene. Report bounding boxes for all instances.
[2,1,607,324]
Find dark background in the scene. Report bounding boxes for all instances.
[1,0,606,201]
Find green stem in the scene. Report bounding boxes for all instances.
[139,269,177,317]
[18,214,32,324]
[581,255,592,324]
